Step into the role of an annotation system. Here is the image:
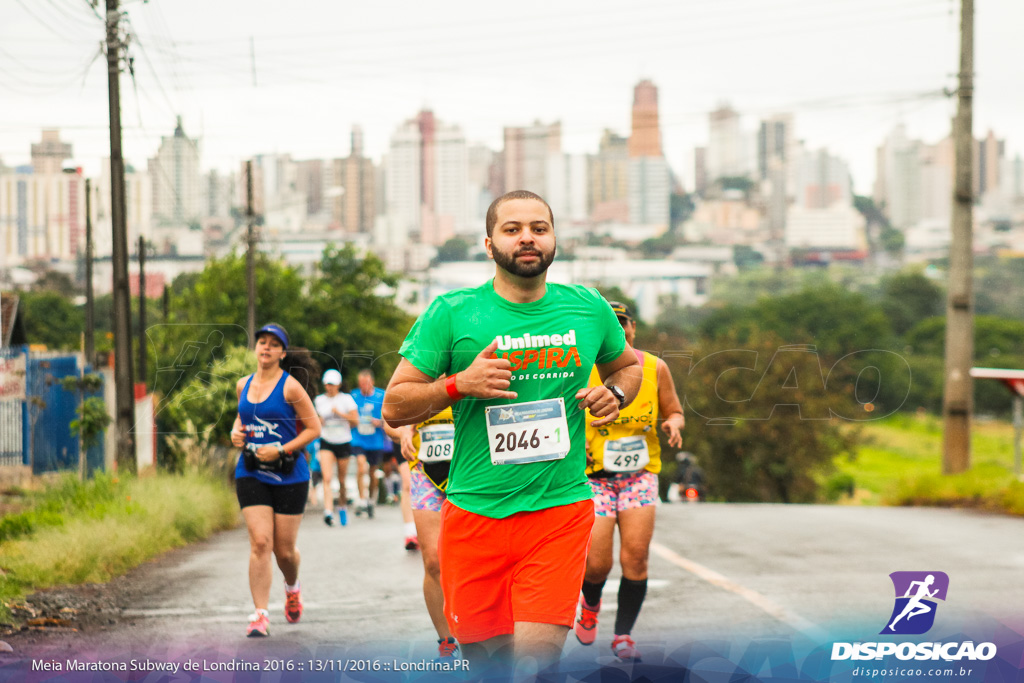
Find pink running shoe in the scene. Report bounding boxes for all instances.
[285,587,303,624]
[611,634,641,661]
[573,597,600,645]
[246,611,269,638]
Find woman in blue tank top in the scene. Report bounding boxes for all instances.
[229,323,321,638]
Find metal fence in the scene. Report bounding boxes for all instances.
[0,346,27,467]
[1,347,105,476]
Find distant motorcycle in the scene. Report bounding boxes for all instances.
[674,452,706,503]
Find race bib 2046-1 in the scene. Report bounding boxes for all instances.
[485,398,571,466]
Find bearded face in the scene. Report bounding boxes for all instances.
[490,239,556,278]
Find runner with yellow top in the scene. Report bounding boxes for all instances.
[384,406,459,659]
[574,300,685,662]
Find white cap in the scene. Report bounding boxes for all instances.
[322,369,342,386]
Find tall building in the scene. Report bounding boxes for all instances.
[203,169,234,219]
[977,130,1004,198]
[383,119,421,246]
[0,167,85,265]
[875,125,923,230]
[30,130,72,176]
[296,159,326,219]
[757,114,794,181]
[707,104,747,182]
[336,125,376,234]
[628,157,670,228]
[96,160,153,257]
[627,80,669,229]
[430,122,469,244]
[383,111,468,247]
[693,146,708,197]
[503,121,561,195]
[150,117,201,226]
[793,148,851,209]
[589,130,629,222]
[467,143,497,229]
[874,125,954,231]
[628,80,661,157]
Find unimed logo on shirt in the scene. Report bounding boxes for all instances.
[494,329,582,371]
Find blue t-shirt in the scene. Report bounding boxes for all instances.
[234,371,311,485]
[350,387,386,451]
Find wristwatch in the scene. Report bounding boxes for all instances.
[607,385,626,409]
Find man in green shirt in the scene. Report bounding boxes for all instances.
[383,190,642,671]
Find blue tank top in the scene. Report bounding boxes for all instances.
[235,371,310,485]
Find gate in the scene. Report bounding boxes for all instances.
[0,346,27,467]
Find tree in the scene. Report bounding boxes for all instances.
[158,344,254,469]
[19,291,83,350]
[31,269,77,297]
[436,237,470,262]
[974,256,1024,321]
[880,271,944,336]
[678,332,858,502]
[670,193,696,230]
[148,246,413,407]
[699,284,893,358]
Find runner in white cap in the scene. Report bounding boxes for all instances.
[314,369,358,526]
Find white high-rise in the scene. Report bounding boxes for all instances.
[433,123,470,242]
[383,120,421,247]
[383,111,471,247]
[707,105,749,182]
[150,117,201,226]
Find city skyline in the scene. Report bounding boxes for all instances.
[2,0,1022,195]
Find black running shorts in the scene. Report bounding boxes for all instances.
[320,440,352,459]
[236,477,308,515]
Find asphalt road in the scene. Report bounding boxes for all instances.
[3,499,1023,680]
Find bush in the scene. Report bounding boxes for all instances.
[157,344,254,469]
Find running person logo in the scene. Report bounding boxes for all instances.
[248,415,282,440]
[881,571,949,635]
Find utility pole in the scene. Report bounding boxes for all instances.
[942,0,974,475]
[246,159,256,348]
[84,179,95,367]
[137,235,146,387]
[106,0,136,472]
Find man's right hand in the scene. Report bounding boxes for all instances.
[455,339,517,400]
[400,426,417,461]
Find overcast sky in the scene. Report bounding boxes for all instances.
[1,0,1022,195]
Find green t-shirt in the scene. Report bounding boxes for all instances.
[399,280,626,518]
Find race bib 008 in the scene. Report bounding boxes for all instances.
[418,424,454,463]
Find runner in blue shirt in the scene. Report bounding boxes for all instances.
[350,368,386,518]
[230,323,321,637]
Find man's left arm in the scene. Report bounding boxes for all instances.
[576,346,642,428]
[655,357,685,449]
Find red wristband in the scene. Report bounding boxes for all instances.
[445,374,463,401]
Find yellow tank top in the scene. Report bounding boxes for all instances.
[411,407,454,490]
[585,351,661,474]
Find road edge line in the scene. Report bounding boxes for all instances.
[650,541,828,641]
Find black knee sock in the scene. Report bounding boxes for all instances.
[614,577,648,635]
[581,579,605,608]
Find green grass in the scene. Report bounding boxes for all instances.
[0,472,238,621]
[832,412,1022,512]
